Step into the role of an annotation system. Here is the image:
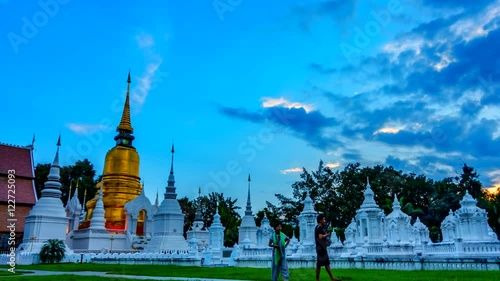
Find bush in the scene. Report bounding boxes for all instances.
[39,239,66,263]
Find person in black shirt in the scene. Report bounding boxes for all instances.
[315,214,341,281]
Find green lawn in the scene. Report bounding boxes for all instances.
[1,263,499,281]
[1,275,179,281]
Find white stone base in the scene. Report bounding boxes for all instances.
[144,235,189,253]
[68,229,129,253]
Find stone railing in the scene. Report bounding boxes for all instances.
[423,242,456,254]
[461,242,500,255]
[239,248,272,257]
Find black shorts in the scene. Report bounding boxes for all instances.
[316,247,330,267]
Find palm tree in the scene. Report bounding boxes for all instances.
[39,239,66,263]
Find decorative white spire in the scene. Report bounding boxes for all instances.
[66,186,82,213]
[194,187,203,223]
[165,144,177,199]
[41,135,63,199]
[213,201,221,223]
[90,187,106,229]
[245,174,252,216]
[393,194,401,210]
[360,177,378,209]
[302,190,316,213]
[168,144,175,183]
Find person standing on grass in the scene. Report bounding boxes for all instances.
[269,223,290,281]
[316,214,341,281]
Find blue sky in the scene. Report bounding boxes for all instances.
[2,0,500,214]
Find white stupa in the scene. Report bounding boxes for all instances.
[385,194,412,244]
[355,177,385,244]
[17,136,71,255]
[65,184,82,233]
[238,175,257,246]
[208,202,225,250]
[187,188,210,250]
[297,191,320,246]
[145,144,189,252]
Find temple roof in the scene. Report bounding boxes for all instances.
[0,143,36,205]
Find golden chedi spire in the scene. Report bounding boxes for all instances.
[117,71,133,132]
[80,71,141,230]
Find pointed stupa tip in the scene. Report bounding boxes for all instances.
[117,71,133,132]
[393,194,401,208]
[127,69,131,83]
[248,174,251,182]
[169,143,175,175]
[52,135,61,167]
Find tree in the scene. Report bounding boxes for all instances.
[39,239,66,263]
[34,163,51,199]
[178,192,242,247]
[34,159,99,206]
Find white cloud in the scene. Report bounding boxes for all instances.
[66,123,112,135]
[450,2,500,42]
[382,38,424,61]
[325,162,340,168]
[136,32,155,48]
[280,167,302,174]
[373,127,403,135]
[130,32,169,110]
[132,61,165,107]
[262,97,314,113]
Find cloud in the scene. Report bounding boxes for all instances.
[130,32,167,110]
[136,32,155,48]
[216,105,265,123]
[326,162,340,168]
[262,97,315,113]
[374,127,403,135]
[218,102,339,150]
[307,2,500,186]
[309,63,336,75]
[280,167,302,174]
[132,61,165,108]
[66,123,112,135]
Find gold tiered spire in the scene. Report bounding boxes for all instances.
[117,71,133,132]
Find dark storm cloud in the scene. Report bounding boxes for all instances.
[216,105,265,123]
[217,104,340,150]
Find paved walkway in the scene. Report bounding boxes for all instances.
[6,269,250,281]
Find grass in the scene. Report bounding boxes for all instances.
[0,275,181,281]
[1,263,499,280]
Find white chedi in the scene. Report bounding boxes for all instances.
[385,194,412,244]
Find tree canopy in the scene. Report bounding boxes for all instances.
[266,161,499,242]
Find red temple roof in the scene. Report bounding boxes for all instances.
[0,143,37,205]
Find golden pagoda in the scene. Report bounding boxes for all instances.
[80,72,142,230]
